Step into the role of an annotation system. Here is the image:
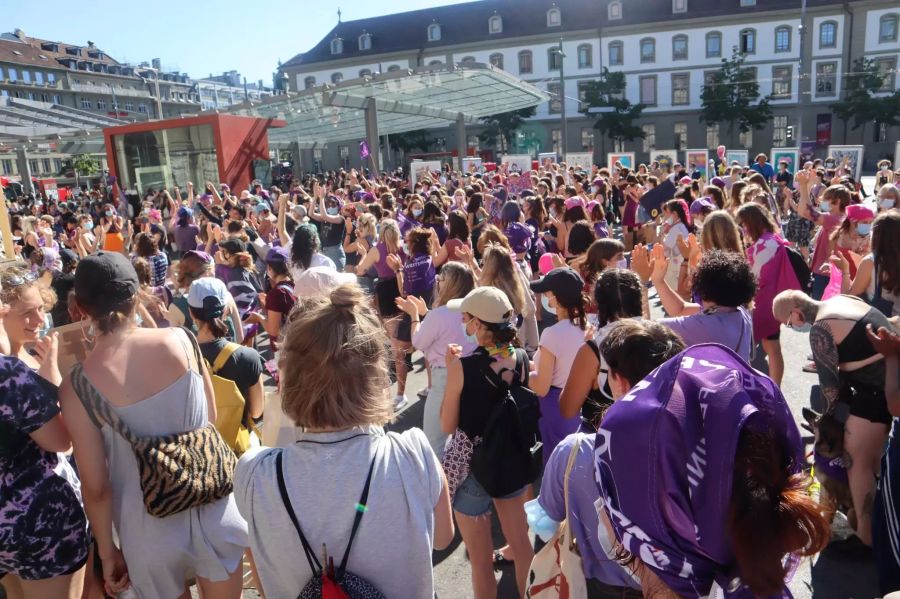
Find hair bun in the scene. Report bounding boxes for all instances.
[330,283,362,310]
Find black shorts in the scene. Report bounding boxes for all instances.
[395,313,412,343]
[374,277,400,317]
[849,383,892,425]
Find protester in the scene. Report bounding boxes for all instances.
[796,173,852,299]
[245,246,296,345]
[235,284,453,598]
[835,210,900,317]
[60,252,249,598]
[0,265,60,385]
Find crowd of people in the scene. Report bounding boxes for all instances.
[1,150,899,599]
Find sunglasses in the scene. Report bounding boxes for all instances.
[4,270,38,287]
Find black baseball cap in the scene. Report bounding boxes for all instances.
[530,267,584,305]
[74,251,139,310]
[219,238,247,255]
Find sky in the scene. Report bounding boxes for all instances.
[4,0,476,85]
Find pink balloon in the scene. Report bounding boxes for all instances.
[717,145,726,159]
[538,253,555,275]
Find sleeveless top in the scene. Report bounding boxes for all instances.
[374,241,404,279]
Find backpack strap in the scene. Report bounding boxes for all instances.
[584,339,601,363]
[211,343,241,375]
[337,441,380,580]
[275,450,324,576]
[70,363,139,446]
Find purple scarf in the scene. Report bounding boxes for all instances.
[594,343,803,598]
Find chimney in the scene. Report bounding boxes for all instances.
[258,79,263,90]
[151,58,161,70]
[87,40,95,48]
[13,28,25,39]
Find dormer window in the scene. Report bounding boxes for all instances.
[330,37,343,55]
[427,22,442,42]
[608,0,622,19]
[547,6,562,27]
[359,32,372,51]
[41,42,59,52]
[65,47,80,56]
[489,14,503,34]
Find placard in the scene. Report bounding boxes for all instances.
[51,320,91,377]
[827,145,865,181]
[538,152,558,168]
[685,149,709,179]
[650,150,678,173]
[564,152,595,169]
[500,154,533,174]
[410,160,443,187]
[725,150,749,167]
[607,152,635,171]
[771,148,800,173]
[462,157,483,174]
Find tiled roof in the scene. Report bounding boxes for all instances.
[0,32,122,71]
[284,0,845,68]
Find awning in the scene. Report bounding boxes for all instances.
[0,97,123,145]
[228,63,548,149]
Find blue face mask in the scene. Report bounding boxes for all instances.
[881,199,895,210]
[326,207,339,216]
[788,313,812,333]
[857,223,871,236]
[412,208,423,218]
[84,221,94,231]
[462,320,478,345]
[819,200,831,213]
[105,210,113,217]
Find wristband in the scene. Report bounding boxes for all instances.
[643,280,654,289]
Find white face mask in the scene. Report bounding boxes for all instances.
[881,199,896,210]
[616,258,627,269]
[665,216,675,226]
[541,294,554,314]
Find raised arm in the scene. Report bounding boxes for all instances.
[809,320,842,412]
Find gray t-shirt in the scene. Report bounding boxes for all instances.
[234,426,442,598]
[660,306,752,361]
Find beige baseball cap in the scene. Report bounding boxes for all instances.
[446,287,513,324]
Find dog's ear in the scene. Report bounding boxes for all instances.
[802,407,820,427]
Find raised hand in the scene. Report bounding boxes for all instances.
[631,244,652,282]
[675,235,691,260]
[687,233,701,270]
[867,325,900,358]
[386,253,403,272]
[649,243,668,284]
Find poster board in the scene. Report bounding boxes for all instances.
[685,149,709,179]
[607,152,635,171]
[771,148,800,173]
[799,141,817,165]
[651,150,678,173]
[895,141,900,173]
[827,145,865,181]
[500,154,533,174]
[409,160,443,187]
[564,152,595,169]
[51,320,91,377]
[462,157,484,174]
[538,152,558,168]
[725,150,749,167]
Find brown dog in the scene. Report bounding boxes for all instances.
[802,407,856,531]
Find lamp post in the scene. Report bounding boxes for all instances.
[553,39,567,158]
[139,66,171,189]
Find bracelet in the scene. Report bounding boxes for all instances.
[411,318,420,324]
[643,280,654,289]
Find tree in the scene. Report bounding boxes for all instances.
[699,48,772,143]
[388,129,436,154]
[831,58,900,140]
[478,106,536,152]
[66,154,100,188]
[579,68,645,152]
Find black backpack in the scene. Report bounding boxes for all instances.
[786,245,812,294]
[470,349,540,497]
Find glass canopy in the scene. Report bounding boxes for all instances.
[230,63,549,148]
[0,97,121,145]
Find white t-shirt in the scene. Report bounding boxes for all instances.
[534,318,586,388]
[288,251,336,287]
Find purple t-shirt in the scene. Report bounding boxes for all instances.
[659,307,752,362]
[538,433,639,588]
[403,253,435,298]
[174,224,200,252]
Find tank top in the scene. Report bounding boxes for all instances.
[374,241,400,279]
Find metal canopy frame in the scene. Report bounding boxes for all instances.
[0,97,122,144]
[228,63,548,168]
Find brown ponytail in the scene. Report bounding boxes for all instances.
[229,251,256,272]
[728,429,830,595]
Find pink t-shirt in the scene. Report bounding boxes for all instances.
[809,211,842,274]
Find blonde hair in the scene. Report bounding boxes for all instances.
[0,263,57,310]
[378,218,401,255]
[435,262,475,307]
[357,213,377,238]
[701,210,745,254]
[278,284,393,429]
[479,244,527,315]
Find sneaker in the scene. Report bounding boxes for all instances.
[394,394,410,411]
[417,387,430,400]
[802,362,818,373]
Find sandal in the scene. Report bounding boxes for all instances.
[492,550,513,569]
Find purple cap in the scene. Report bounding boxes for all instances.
[690,197,715,214]
[594,344,803,598]
[504,222,533,254]
[265,246,291,264]
[710,176,726,189]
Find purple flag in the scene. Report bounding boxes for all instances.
[594,343,803,598]
[359,140,370,159]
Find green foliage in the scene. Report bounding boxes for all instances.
[579,68,645,149]
[478,106,537,150]
[831,58,900,130]
[699,48,772,134]
[388,129,436,154]
[69,154,101,176]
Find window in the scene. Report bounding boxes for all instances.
[672,35,688,60]
[772,65,792,97]
[40,93,50,102]
[8,68,17,82]
[551,129,562,154]
[740,0,756,5]
[53,159,62,173]
[80,97,92,109]
[578,81,591,111]
[673,0,687,12]
[330,38,343,55]
[674,122,688,149]
[547,7,561,27]
[875,122,888,143]
[518,50,533,74]
[2,160,12,175]
[672,73,690,105]
[97,98,107,110]
[706,124,720,148]
[387,65,401,72]
[581,128,594,150]
[29,160,39,174]
[304,76,316,89]
[138,104,148,114]
[22,70,32,84]
[428,23,442,42]
[608,0,622,19]
[42,159,51,173]
[460,56,476,65]
[819,21,837,48]
[47,72,55,84]
[359,68,372,77]
[467,135,480,150]
[640,38,656,63]
[428,60,442,66]
[706,32,722,58]
[577,44,592,68]
[608,41,623,66]
[876,57,897,92]
[489,53,504,70]
[739,29,756,54]
[642,124,656,152]
[640,75,657,105]
[548,82,562,113]
[548,48,562,71]
[124,102,134,111]
[772,115,788,147]
[53,94,61,104]
[27,92,36,101]
[489,14,503,33]
[739,129,753,148]
[358,32,372,51]
[880,14,898,43]
[331,72,343,84]
[815,61,837,97]
[775,26,791,52]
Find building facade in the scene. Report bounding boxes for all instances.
[280,0,900,172]
[197,71,274,111]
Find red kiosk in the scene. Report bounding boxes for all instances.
[103,113,286,193]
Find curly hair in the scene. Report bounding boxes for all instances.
[692,250,757,307]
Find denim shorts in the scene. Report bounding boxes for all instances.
[452,474,526,517]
